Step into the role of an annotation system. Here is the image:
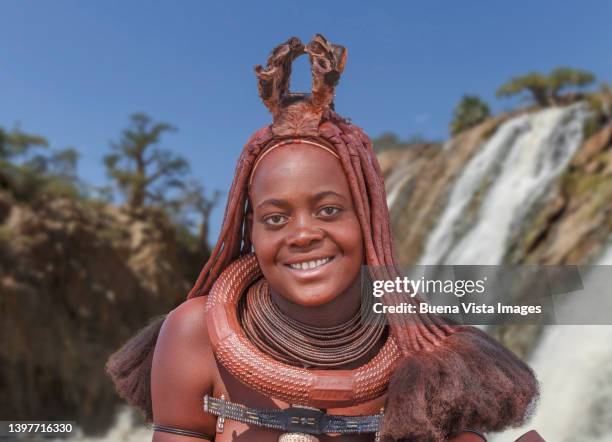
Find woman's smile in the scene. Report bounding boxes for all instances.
[283,255,336,277]
[248,143,364,309]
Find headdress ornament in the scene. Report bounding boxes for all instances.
[255,34,346,137]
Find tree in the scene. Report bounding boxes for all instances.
[450,95,491,136]
[104,113,189,211]
[496,67,596,107]
[0,125,47,193]
[548,67,595,103]
[0,124,48,161]
[496,72,550,107]
[176,180,223,250]
[0,125,82,199]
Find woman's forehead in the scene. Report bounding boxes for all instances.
[248,144,350,201]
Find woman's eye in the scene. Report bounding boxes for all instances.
[264,215,287,226]
[319,206,340,217]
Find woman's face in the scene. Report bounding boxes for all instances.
[248,143,364,307]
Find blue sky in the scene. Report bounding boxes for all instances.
[2,1,611,241]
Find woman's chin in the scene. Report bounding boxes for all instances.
[281,286,342,308]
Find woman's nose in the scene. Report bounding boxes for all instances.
[287,223,324,248]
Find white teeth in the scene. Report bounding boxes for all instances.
[289,257,331,270]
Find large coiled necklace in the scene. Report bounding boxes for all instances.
[239,278,387,369]
[204,253,401,409]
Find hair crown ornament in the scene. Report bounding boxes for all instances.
[255,34,347,137]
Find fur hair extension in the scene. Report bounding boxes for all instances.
[105,315,165,421]
[380,327,538,441]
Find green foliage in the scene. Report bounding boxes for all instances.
[0,125,82,201]
[0,125,48,160]
[450,95,491,136]
[103,113,223,251]
[497,72,550,106]
[583,88,612,139]
[496,67,596,107]
[549,67,595,98]
[104,113,189,211]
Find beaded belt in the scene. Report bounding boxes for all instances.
[203,395,383,436]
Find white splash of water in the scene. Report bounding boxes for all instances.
[420,103,589,265]
[52,407,152,442]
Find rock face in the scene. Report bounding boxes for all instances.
[0,194,205,434]
[383,102,612,268]
[382,100,612,360]
[509,122,612,265]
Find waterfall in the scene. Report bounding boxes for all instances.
[489,247,612,442]
[51,407,152,442]
[420,103,590,265]
[415,102,612,440]
[386,171,413,209]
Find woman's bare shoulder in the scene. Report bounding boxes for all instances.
[159,296,211,347]
[153,295,214,375]
[151,296,217,429]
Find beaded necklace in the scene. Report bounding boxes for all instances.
[239,278,387,369]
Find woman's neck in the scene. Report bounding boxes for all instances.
[269,277,362,328]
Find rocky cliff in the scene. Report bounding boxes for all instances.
[0,194,205,434]
[382,99,612,351]
[381,101,612,268]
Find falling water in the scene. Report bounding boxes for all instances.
[50,407,151,442]
[420,103,589,265]
[414,102,612,440]
[489,246,612,442]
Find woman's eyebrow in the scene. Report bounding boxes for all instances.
[255,191,347,210]
[255,198,289,210]
[311,190,347,202]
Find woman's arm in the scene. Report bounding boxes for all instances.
[151,296,218,441]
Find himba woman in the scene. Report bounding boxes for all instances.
[107,35,543,442]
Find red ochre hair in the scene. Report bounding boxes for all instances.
[106,35,538,441]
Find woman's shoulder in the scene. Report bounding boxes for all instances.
[152,295,215,390]
[151,296,220,433]
[151,296,218,426]
[160,295,211,347]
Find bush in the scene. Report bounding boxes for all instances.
[450,95,491,136]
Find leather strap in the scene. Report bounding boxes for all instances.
[203,395,382,435]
